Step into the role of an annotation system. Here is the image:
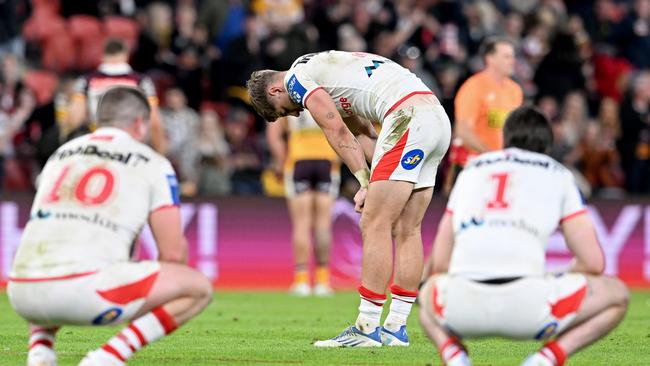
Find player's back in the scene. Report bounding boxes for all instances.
[11,127,178,279]
[286,51,431,122]
[446,148,584,280]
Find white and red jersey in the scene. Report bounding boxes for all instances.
[11,127,179,279]
[446,148,586,280]
[284,51,432,123]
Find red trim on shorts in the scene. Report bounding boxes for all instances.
[544,341,567,366]
[559,209,587,224]
[29,339,53,349]
[152,307,178,334]
[89,135,114,141]
[390,284,418,298]
[102,344,126,362]
[302,87,324,107]
[152,204,180,213]
[96,272,159,305]
[9,271,98,282]
[370,129,410,183]
[128,324,147,347]
[383,91,434,118]
[549,285,587,319]
[432,284,444,317]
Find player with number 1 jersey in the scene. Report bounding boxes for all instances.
[247,51,451,349]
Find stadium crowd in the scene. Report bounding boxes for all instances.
[0,0,649,198]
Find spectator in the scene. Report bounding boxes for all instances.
[619,71,650,193]
[0,54,36,190]
[224,107,263,195]
[0,0,29,58]
[161,87,200,197]
[198,109,231,196]
[611,0,650,69]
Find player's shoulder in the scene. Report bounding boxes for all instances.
[466,148,567,173]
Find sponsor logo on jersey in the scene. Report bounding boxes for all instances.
[459,217,485,232]
[287,75,307,105]
[534,321,558,341]
[401,149,424,170]
[52,144,150,166]
[31,210,120,232]
[167,174,180,205]
[31,209,52,220]
[339,97,354,116]
[92,307,123,325]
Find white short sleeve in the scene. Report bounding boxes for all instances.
[149,158,181,212]
[285,68,322,107]
[560,171,586,223]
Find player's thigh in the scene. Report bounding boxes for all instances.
[361,180,414,229]
[394,187,433,239]
[567,275,629,328]
[137,262,212,318]
[413,104,451,189]
[287,191,315,229]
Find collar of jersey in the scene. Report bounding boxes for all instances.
[98,62,133,75]
[93,127,131,139]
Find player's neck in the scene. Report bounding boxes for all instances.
[484,68,508,84]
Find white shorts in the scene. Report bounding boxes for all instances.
[370,104,451,189]
[8,261,160,327]
[419,273,588,340]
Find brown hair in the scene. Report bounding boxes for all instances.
[104,38,128,56]
[479,36,515,59]
[97,86,151,127]
[246,70,280,122]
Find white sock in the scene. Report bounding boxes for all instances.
[383,285,417,331]
[440,337,469,365]
[99,307,177,363]
[356,285,386,332]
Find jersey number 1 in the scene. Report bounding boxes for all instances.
[46,165,115,205]
[487,173,510,209]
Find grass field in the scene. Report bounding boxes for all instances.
[1,291,649,366]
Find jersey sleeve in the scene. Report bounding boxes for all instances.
[148,158,181,213]
[454,79,482,128]
[560,171,586,223]
[285,68,322,107]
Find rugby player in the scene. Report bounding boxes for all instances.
[419,106,629,366]
[8,87,212,366]
[248,50,451,347]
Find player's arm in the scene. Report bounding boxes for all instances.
[454,82,489,153]
[343,115,377,162]
[423,211,454,280]
[305,89,370,187]
[141,77,168,155]
[562,214,605,275]
[266,117,288,175]
[149,206,188,264]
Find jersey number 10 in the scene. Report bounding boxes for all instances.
[46,165,115,205]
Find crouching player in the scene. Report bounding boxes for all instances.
[8,87,212,366]
[419,107,629,366]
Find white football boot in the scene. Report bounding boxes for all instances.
[27,345,57,366]
[313,326,382,347]
[289,283,311,296]
[313,284,334,297]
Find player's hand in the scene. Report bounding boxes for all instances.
[354,187,367,213]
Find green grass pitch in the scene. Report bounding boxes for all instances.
[1,291,649,365]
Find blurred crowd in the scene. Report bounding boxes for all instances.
[1,0,650,198]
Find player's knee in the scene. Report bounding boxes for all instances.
[392,221,420,243]
[608,277,629,309]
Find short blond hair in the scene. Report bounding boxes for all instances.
[246,70,280,121]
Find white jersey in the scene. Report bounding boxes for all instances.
[11,127,179,279]
[446,148,586,280]
[284,51,431,123]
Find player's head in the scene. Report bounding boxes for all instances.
[480,36,516,77]
[103,38,129,63]
[247,70,303,122]
[96,86,151,141]
[503,106,553,154]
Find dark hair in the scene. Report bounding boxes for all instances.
[97,86,151,127]
[104,38,128,56]
[479,36,515,59]
[503,106,554,154]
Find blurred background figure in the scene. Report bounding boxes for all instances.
[267,111,340,296]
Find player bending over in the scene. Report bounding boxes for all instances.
[8,87,212,366]
[248,50,451,347]
[419,106,629,366]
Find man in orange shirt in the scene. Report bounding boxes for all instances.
[445,37,523,192]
